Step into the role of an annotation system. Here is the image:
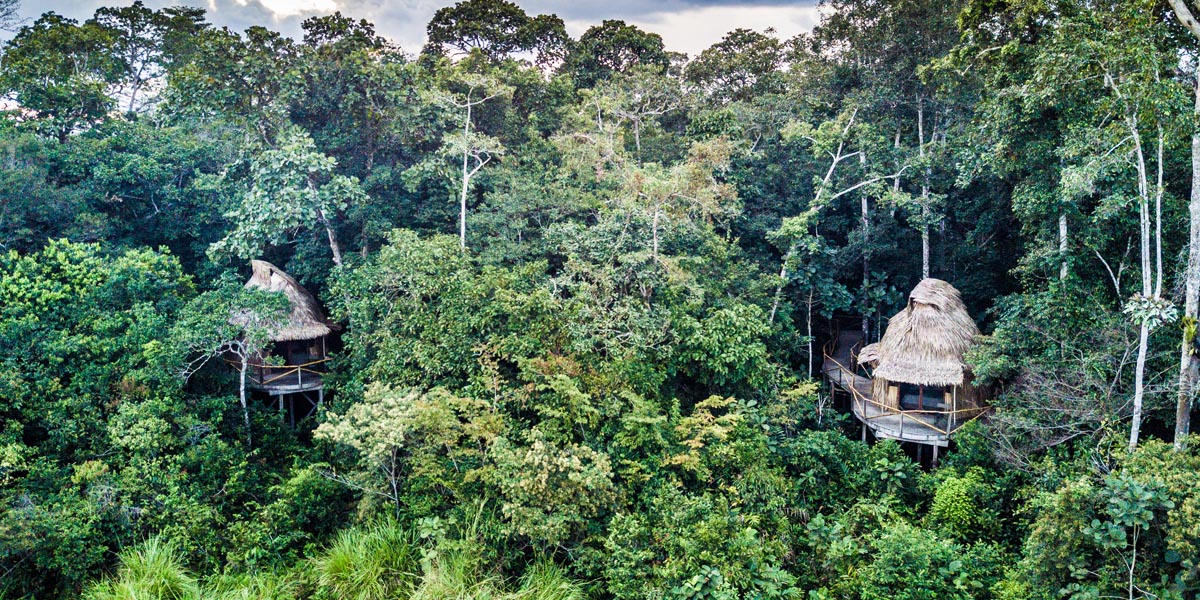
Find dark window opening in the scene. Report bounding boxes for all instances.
[898,383,947,411]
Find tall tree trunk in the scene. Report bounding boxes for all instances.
[807,289,815,376]
[239,351,252,450]
[1177,68,1200,449]
[1155,126,1165,298]
[1059,214,1069,280]
[460,150,469,249]
[921,220,930,279]
[1129,115,1153,452]
[918,103,931,279]
[1130,323,1150,451]
[862,188,872,338]
[460,103,472,249]
[318,208,343,267]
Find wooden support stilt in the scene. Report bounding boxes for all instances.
[932,445,939,468]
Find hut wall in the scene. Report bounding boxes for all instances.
[872,377,899,410]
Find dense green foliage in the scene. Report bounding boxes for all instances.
[2,0,1200,598]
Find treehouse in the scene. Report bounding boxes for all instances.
[236,260,336,424]
[823,278,989,459]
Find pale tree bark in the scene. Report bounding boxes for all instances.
[1059,214,1069,280]
[770,111,859,325]
[768,110,907,331]
[918,102,931,279]
[461,102,472,248]
[1130,119,1150,451]
[1126,105,1157,451]
[239,349,252,449]
[862,190,871,339]
[305,174,344,267]
[1178,74,1200,449]
[441,82,506,250]
[1160,1,1200,449]
[317,207,343,267]
[1155,125,1166,298]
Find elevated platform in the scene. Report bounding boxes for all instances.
[229,358,329,395]
[247,370,325,395]
[823,330,951,447]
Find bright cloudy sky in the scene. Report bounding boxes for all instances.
[15,0,821,57]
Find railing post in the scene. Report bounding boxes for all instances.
[950,386,957,431]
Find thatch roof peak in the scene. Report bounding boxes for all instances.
[243,260,335,342]
[858,278,979,387]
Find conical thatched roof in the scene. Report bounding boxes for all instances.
[242,260,335,342]
[857,278,979,386]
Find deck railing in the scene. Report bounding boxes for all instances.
[227,357,330,389]
[822,342,989,439]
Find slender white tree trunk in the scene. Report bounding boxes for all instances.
[460,152,469,249]
[318,208,343,267]
[1131,323,1150,451]
[1059,214,1069,280]
[460,103,472,249]
[1155,126,1165,298]
[1178,71,1200,449]
[239,350,252,449]
[1129,116,1153,452]
[862,192,871,338]
[921,223,930,279]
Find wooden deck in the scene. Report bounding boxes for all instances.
[822,329,950,447]
[239,358,329,395]
[247,370,325,395]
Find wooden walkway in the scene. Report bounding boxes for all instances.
[823,329,949,447]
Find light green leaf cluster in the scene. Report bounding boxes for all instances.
[209,127,367,262]
[489,430,616,546]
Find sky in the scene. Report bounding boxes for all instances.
[14,0,822,57]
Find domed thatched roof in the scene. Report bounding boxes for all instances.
[857,278,979,387]
[242,260,335,342]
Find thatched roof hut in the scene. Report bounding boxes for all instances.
[858,278,986,413]
[859,278,979,386]
[242,260,335,342]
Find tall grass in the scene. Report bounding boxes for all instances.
[406,551,586,600]
[203,572,299,600]
[83,537,199,600]
[309,518,420,600]
[81,525,587,600]
[410,548,501,600]
[511,561,586,600]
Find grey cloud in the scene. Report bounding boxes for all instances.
[14,0,818,55]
